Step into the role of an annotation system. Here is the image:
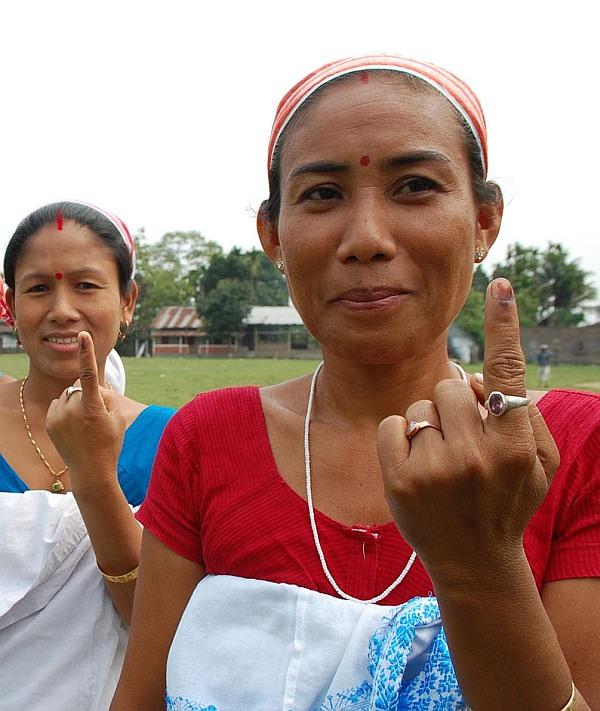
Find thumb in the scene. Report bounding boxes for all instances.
[377,415,410,491]
[469,372,485,406]
[77,332,103,409]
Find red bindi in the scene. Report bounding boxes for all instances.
[359,155,370,167]
[57,209,63,231]
[55,272,63,280]
[360,73,369,83]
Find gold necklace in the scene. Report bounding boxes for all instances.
[19,377,68,493]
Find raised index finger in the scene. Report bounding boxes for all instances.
[483,278,530,427]
[77,331,103,408]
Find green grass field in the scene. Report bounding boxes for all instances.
[1,353,599,408]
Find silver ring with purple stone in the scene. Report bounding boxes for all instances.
[484,390,531,416]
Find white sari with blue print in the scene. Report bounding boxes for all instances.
[166,575,467,711]
[0,491,128,710]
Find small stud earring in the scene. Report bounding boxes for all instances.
[474,246,486,263]
[275,257,285,274]
[14,327,22,346]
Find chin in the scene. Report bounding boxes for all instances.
[34,356,81,383]
[323,332,424,366]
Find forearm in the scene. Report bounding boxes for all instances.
[431,549,590,710]
[72,473,142,624]
[110,531,205,711]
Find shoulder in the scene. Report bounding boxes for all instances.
[537,388,600,425]
[260,374,313,418]
[164,386,262,441]
[537,389,600,462]
[0,379,20,407]
[108,393,147,426]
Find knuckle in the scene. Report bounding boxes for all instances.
[507,442,537,471]
[79,366,95,380]
[385,476,407,501]
[542,440,561,478]
[485,349,525,384]
[405,399,435,421]
[434,378,471,401]
[459,449,486,479]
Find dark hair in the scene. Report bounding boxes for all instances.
[3,201,134,294]
[262,70,501,225]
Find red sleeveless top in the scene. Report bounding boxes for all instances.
[137,387,600,604]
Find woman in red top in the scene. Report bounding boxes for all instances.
[112,56,599,710]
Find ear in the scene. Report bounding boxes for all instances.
[475,197,503,255]
[120,280,138,324]
[257,203,281,264]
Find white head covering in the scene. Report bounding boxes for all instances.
[104,349,126,394]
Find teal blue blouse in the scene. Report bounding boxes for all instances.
[0,404,174,505]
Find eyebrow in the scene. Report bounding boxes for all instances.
[287,151,452,181]
[386,150,452,168]
[288,161,347,181]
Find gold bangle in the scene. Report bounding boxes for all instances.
[97,562,139,584]
[559,682,577,711]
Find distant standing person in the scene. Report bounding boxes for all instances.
[537,344,552,388]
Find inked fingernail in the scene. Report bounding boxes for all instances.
[491,278,513,303]
[475,372,484,384]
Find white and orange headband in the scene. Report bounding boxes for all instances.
[70,200,137,276]
[268,54,488,176]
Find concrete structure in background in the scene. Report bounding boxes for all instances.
[0,322,17,352]
[150,304,322,358]
[151,306,203,355]
[521,323,600,364]
[241,305,321,359]
[149,304,486,361]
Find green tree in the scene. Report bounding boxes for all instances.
[454,265,489,349]
[472,264,490,294]
[197,247,288,341]
[491,244,541,326]
[242,249,289,306]
[536,243,596,326]
[493,242,596,327]
[128,229,221,351]
[200,278,252,342]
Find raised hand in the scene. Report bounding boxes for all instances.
[377,278,559,577]
[47,331,126,494]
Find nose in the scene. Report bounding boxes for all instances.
[336,193,397,264]
[47,286,79,324]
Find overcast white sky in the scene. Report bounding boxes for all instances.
[1,0,598,300]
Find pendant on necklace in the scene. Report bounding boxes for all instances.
[51,480,65,493]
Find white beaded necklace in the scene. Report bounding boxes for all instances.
[303,360,467,604]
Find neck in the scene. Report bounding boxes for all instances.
[316,339,461,427]
[21,363,107,415]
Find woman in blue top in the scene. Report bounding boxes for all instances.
[0,201,173,710]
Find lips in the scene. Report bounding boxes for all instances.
[330,286,413,313]
[333,287,411,302]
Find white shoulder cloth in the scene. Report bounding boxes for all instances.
[0,491,128,710]
[167,575,467,710]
